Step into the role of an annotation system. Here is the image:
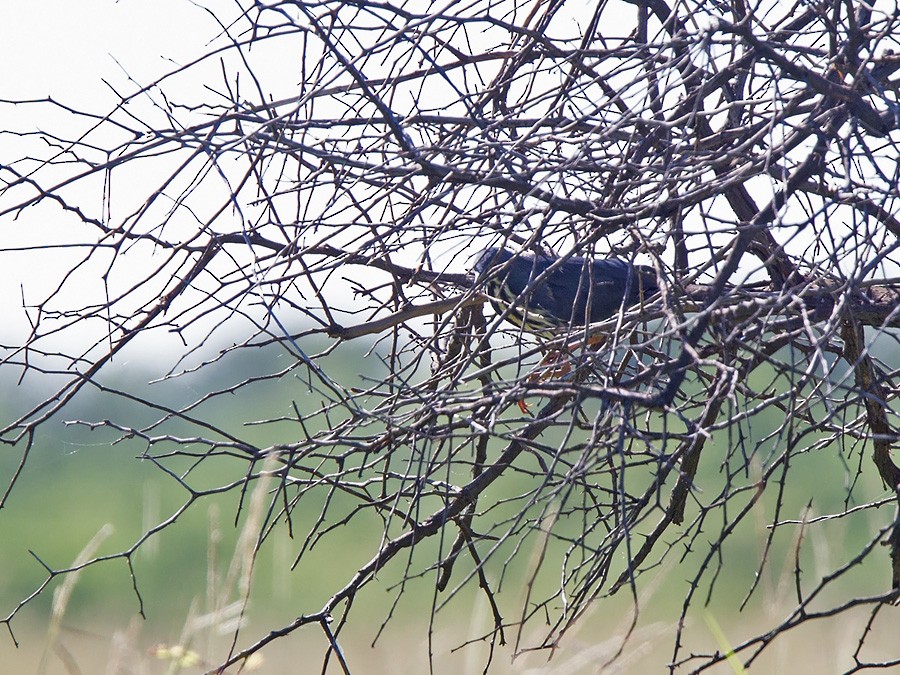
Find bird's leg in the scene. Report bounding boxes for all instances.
[582,331,607,351]
[516,345,574,414]
[516,333,608,414]
[534,347,574,378]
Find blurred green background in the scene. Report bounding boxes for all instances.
[2,336,898,674]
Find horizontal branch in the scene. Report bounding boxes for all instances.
[319,281,900,344]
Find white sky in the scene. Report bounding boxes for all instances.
[1,2,267,354]
[2,2,215,100]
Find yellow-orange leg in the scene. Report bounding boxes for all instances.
[517,349,569,414]
[516,334,607,414]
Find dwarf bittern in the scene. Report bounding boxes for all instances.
[474,247,657,333]
[473,246,658,411]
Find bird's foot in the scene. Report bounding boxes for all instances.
[516,349,574,415]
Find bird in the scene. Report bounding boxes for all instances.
[473,247,658,336]
[473,247,658,414]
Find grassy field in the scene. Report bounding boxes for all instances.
[2,343,898,673]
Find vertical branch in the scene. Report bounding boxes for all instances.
[841,317,900,587]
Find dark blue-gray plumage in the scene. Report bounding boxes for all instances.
[474,247,657,334]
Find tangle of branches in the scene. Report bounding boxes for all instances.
[2,1,900,672]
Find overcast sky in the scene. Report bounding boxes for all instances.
[0,2,240,354]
